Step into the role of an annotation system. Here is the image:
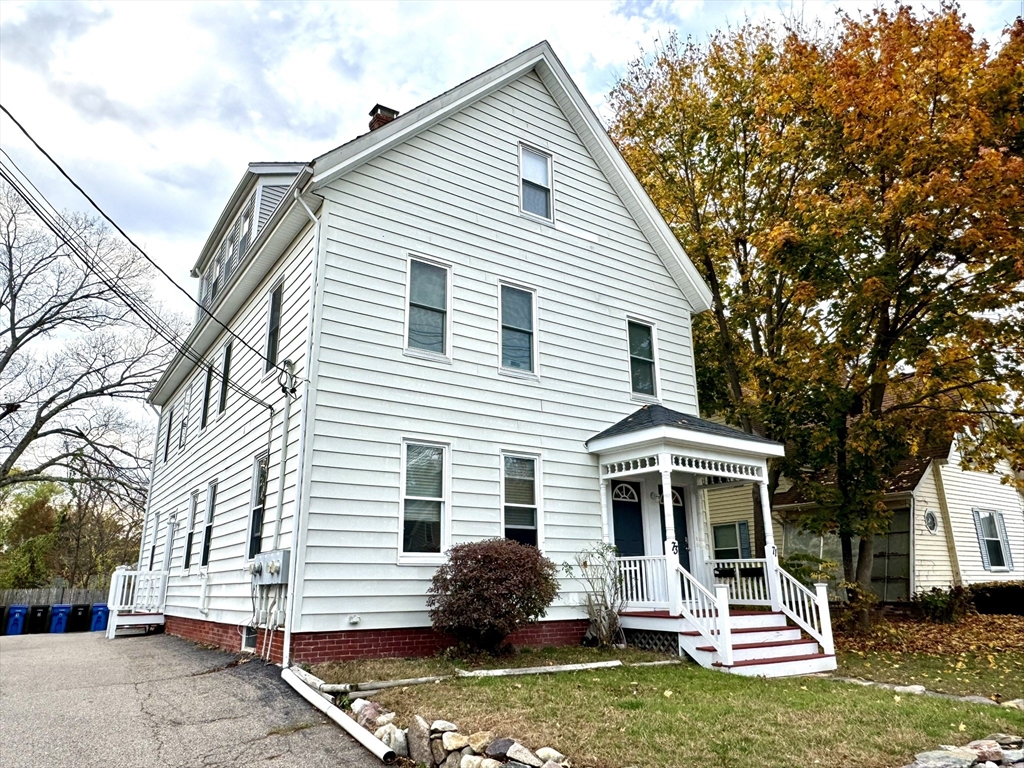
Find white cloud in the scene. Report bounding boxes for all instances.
[0,0,1014,317]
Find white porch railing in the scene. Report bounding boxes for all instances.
[776,567,835,655]
[106,567,168,639]
[616,556,670,609]
[710,558,772,606]
[678,565,733,666]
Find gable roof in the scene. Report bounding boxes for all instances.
[309,41,714,314]
[588,404,782,447]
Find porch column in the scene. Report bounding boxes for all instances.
[660,456,683,615]
[758,480,782,611]
[599,479,610,544]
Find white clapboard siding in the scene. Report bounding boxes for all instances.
[909,462,956,591]
[145,222,315,628]
[940,455,1024,585]
[294,70,699,633]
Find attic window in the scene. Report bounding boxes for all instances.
[973,509,1013,571]
[520,145,552,221]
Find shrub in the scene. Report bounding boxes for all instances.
[779,552,838,587]
[970,581,1024,616]
[564,543,625,648]
[911,586,974,624]
[427,538,559,654]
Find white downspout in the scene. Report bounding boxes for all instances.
[282,190,321,667]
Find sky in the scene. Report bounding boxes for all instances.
[1,0,1020,319]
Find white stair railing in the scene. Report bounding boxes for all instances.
[616,556,669,608]
[106,567,169,639]
[776,567,835,654]
[678,565,733,666]
[710,558,771,606]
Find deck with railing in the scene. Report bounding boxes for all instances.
[105,567,168,639]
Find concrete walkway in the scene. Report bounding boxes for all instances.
[0,632,381,768]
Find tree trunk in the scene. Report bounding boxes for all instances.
[855,532,875,630]
[840,531,855,583]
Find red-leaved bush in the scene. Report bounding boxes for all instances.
[426,538,559,653]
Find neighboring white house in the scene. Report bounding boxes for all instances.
[706,440,1023,601]
[112,42,836,677]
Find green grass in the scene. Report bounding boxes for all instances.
[837,649,1024,701]
[361,650,1023,768]
[311,645,672,686]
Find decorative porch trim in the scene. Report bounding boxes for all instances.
[602,455,660,479]
[600,453,763,483]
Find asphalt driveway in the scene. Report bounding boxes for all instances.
[0,632,380,768]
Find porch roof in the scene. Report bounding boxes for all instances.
[587,404,783,455]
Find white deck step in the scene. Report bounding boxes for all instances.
[714,653,837,678]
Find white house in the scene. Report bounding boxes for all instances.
[706,441,1022,601]
[110,43,836,677]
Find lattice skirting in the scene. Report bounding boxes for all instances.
[624,628,680,655]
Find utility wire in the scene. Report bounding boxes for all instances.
[0,151,272,411]
[0,103,305,385]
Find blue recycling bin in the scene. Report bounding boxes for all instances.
[50,604,71,633]
[5,605,28,635]
[90,603,109,632]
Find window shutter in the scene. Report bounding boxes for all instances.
[995,512,1014,570]
[738,520,751,559]
[973,509,992,570]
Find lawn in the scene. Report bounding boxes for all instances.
[367,656,1022,768]
[834,614,1024,701]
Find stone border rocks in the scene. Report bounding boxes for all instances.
[902,734,1023,768]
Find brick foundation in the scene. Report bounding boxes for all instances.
[164,614,588,665]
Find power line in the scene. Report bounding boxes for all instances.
[0,150,274,411]
[0,102,304,385]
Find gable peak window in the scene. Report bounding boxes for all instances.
[265,283,283,373]
[407,258,449,356]
[500,284,535,373]
[627,320,657,397]
[503,454,538,547]
[520,145,552,221]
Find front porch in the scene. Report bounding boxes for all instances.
[587,405,836,676]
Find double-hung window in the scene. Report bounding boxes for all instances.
[973,509,1014,571]
[200,480,217,568]
[218,343,232,414]
[406,258,450,357]
[503,453,539,548]
[713,523,742,560]
[265,284,283,373]
[247,454,269,559]
[163,408,174,462]
[627,320,658,398]
[200,366,214,429]
[520,145,552,221]
[182,490,199,570]
[149,513,159,570]
[400,440,448,560]
[500,284,536,374]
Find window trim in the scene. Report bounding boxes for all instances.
[200,479,217,568]
[500,450,543,551]
[518,143,554,223]
[148,512,160,571]
[497,281,540,380]
[263,280,284,376]
[403,254,453,364]
[973,508,1013,572]
[397,437,451,565]
[626,316,661,402]
[182,489,199,572]
[246,453,270,561]
[217,342,232,414]
[200,365,214,430]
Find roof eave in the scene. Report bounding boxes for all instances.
[586,424,786,458]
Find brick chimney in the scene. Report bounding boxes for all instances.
[368,104,399,131]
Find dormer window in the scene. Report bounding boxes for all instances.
[240,210,253,255]
[520,145,552,221]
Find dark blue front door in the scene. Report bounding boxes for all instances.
[659,486,690,571]
[612,481,645,557]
